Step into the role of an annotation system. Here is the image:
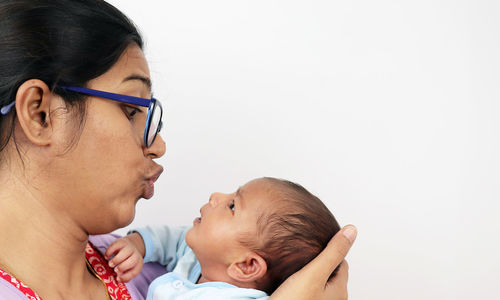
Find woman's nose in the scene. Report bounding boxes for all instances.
[144,133,166,158]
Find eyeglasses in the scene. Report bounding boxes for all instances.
[59,86,163,148]
[0,85,163,148]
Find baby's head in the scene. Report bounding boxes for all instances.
[185,177,340,294]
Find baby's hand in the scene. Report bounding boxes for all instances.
[105,235,144,283]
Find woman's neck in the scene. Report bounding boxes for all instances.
[0,180,106,299]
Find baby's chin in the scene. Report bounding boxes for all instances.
[184,229,206,263]
[185,228,195,248]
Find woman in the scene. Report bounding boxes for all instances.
[0,0,356,299]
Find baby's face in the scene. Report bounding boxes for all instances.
[185,178,272,278]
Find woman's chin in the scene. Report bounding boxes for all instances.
[88,197,138,234]
[100,206,136,234]
[119,207,136,228]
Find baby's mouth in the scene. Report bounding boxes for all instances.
[194,209,202,224]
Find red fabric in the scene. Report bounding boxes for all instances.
[0,267,42,300]
[86,241,132,300]
[0,241,132,300]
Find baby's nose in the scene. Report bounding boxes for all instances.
[209,193,219,208]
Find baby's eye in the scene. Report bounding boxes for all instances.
[228,199,235,212]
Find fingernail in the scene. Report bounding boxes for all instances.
[109,262,114,268]
[342,225,357,243]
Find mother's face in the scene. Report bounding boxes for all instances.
[53,44,165,233]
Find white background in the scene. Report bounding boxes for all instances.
[108,1,500,299]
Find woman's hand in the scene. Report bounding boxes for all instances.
[269,225,357,300]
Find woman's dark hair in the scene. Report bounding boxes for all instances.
[0,0,143,153]
[241,177,341,294]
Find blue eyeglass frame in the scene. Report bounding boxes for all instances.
[59,86,163,148]
[0,85,163,148]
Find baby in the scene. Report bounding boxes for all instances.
[106,177,341,299]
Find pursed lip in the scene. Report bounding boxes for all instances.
[147,165,164,184]
[143,165,164,199]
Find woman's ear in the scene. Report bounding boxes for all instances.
[15,79,55,146]
[227,252,267,283]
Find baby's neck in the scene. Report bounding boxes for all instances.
[196,274,210,284]
[196,272,259,291]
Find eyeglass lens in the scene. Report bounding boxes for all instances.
[146,101,162,147]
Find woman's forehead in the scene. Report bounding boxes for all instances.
[88,44,151,91]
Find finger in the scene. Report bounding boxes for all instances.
[322,261,349,300]
[105,239,126,260]
[114,254,141,274]
[117,266,141,283]
[108,246,133,268]
[302,225,357,283]
[328,260,349,287]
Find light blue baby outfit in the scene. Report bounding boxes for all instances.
[134,226,269,300]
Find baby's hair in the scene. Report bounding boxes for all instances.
[241,177,341,294]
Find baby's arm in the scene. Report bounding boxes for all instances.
[105,232,146,282]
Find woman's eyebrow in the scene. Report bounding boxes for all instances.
[122,74,152,92]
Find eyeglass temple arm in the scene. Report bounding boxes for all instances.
[58,86,152,107]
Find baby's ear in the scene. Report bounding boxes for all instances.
[227,252,267,283]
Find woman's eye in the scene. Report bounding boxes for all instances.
[228,200,235,212]
[123,106,141,119]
